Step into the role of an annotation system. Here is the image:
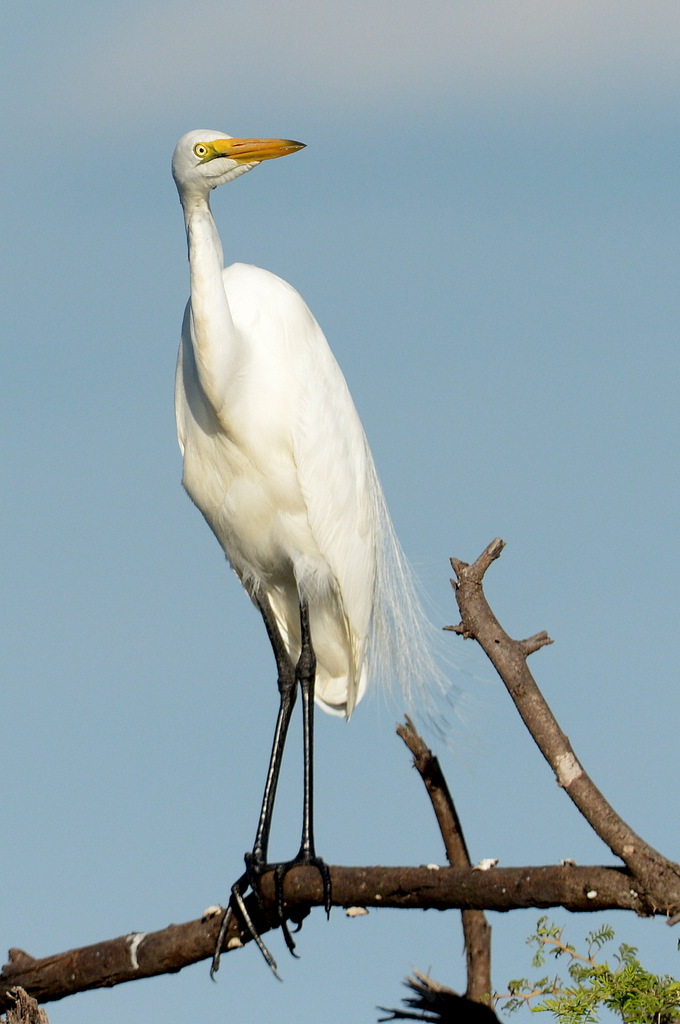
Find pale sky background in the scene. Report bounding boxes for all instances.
[3,3,680,1022]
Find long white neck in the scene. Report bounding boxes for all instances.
[183,195,240,417]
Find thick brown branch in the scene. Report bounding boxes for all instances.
[0,864,651,1010]
[450,539,680,915]
[397,717,491,1005]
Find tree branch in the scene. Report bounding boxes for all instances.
[448,538,680,915]
[0,863,653,1010]
[397,717,492,1005]
[5,544,679,1011]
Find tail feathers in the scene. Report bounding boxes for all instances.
[366,462,458,741]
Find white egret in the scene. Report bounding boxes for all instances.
[172,129,450,975]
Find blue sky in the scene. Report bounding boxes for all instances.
[3,3,680,1022]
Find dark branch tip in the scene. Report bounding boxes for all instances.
[470,538,505,577]
[451,539,505,587]
[449,558,467,579]
[6,950,35,968]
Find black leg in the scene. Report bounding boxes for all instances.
[298,598,317,860]
[274,599,332,954]
[249,594,298,868]
[212,591,296,977]
[211,593,331,977]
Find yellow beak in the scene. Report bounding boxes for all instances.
[210,137,305,164]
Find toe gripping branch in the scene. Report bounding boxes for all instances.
[210,857,332,980]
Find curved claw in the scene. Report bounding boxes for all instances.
[281,918,301,957]
[210,872,281,981]
[274,864,301,957]
[232,878,281,979]
[210,905,233,979]
[273,855,333,957]
[314,857,333,918]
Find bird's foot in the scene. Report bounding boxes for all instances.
[210,851,331,977]
[210,867,281,980]
[273,851,332,956]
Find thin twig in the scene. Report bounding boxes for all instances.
[397,717,491,1004]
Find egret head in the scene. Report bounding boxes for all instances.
[172,129,305,208]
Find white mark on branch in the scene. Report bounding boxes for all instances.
[126,932,146,970]
[560,858,576,867]
[346,907,369,917]
[201,905,223,922]
[473,858,499,871]
[555,752,583,787]
[587,891,597,900]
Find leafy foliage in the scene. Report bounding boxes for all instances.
[499,918,680,1023]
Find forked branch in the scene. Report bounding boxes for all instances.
[448,538,680,916]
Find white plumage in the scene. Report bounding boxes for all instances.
[173,128,448,726]
[176,257,375,716]
[172,127,451,973]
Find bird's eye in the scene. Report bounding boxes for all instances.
[194,143,209,159]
